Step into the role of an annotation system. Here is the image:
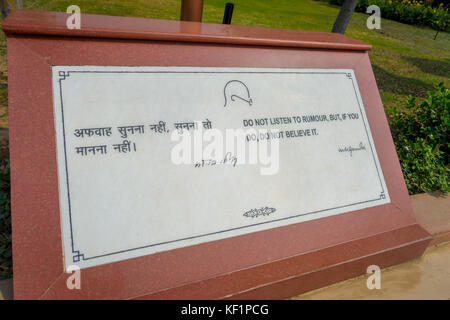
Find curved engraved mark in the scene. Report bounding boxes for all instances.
[224,80,253,107]
[243,207,276,218]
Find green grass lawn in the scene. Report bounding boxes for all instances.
[0,0,448,127]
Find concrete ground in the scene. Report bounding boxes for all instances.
[0,278,12,300]
[292,242,450,300]
[291,192,449,300]
[411,191,450,246]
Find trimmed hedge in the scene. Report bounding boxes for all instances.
[329,0,449,31]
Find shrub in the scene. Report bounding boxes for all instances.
[389,83,449,194]
[328,0,449,31]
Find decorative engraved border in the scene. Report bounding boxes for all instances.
[56,69,387,263]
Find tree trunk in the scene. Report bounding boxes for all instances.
[1,0,7,20]
[1,0,23,19]
[332,0,359,34]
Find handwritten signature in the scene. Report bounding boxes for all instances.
[194,152,238,168]
[338,142,366,157]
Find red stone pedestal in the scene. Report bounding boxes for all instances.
[2,10,431,299]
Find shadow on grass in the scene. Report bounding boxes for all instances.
[372,64,434,98]
[403,56,450,79]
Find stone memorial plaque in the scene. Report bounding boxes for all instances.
[52,66,390,269]
[5,11,430,299]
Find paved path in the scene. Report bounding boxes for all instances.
[0,278,12,300]
[292,242,450,300]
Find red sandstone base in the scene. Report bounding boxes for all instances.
[139,224,430,300]
[2,10,431,300]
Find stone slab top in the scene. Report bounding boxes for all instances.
[1,9,372,51]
